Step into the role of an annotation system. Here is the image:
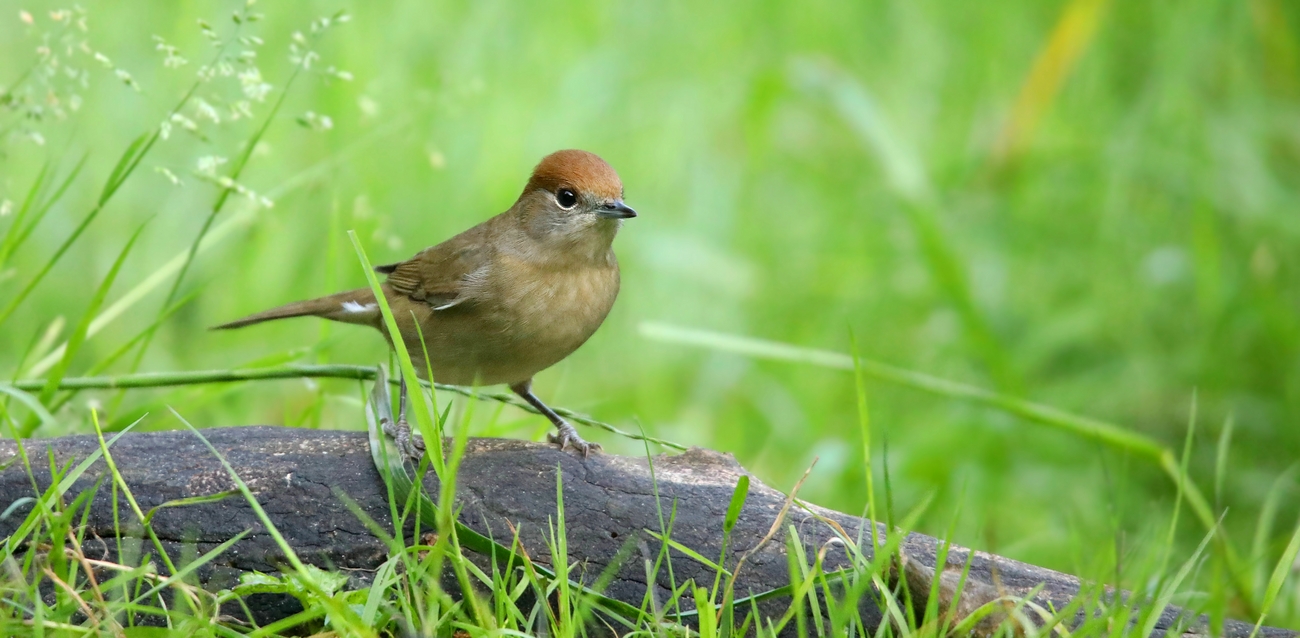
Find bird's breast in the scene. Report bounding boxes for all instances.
[498,259,620,346]
[393,254,620,386]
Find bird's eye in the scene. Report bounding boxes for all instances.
[556,188,578,210]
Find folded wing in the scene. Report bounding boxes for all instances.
[375,223,492,311]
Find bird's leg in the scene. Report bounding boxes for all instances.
[509,379,600,457]
[382,375,425,461]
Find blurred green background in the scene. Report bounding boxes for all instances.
[2,0,1297,624]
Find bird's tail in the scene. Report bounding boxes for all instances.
[211,288,380,330]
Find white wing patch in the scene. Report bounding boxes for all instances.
[342,301,377,313]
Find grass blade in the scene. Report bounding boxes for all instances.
[21,220,148,435]
[98,132,151,206]
[1214,416,1234,509]
[142,489,240,526]
[22,117,413,379]
[362,369,647,623]
[1,416,141,560]
[125,23,332,382]
[1138,517,1220,638]
[170,408,370,634]
[1251,465,1298,585]
[849,330,879,549]
[0,148,150,329]
[992,0,1109,162]
[642,321,1162,457]
[0,160,49,269]
[0,385,56,432]
[1249,517,1300,638]
[350,231,444,474]
[2,154,89,269]
[644,529,730,576]
[723,475,749,535]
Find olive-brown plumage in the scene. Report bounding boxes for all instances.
[214,149,636,455]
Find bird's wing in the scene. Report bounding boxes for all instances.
[376,224,492,310]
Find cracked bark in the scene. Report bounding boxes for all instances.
[0,427,1293,637]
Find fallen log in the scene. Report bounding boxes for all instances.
[0,427,1293,637]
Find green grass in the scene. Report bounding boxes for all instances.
[0,362,1297,636]
[1,0,1299,634]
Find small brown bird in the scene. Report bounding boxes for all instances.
[214,149,636,456]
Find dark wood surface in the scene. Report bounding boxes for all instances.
[0,427,1293,637]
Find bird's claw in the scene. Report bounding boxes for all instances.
[547,422,600,458]
[381,416,426,463]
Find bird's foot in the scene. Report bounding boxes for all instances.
[382,416,426,462]
[547,421,601,458]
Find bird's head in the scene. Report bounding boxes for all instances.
[514,150,636,247]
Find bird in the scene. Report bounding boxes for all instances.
[213,149,636,457]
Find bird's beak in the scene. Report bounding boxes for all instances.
[596,200,637,219]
